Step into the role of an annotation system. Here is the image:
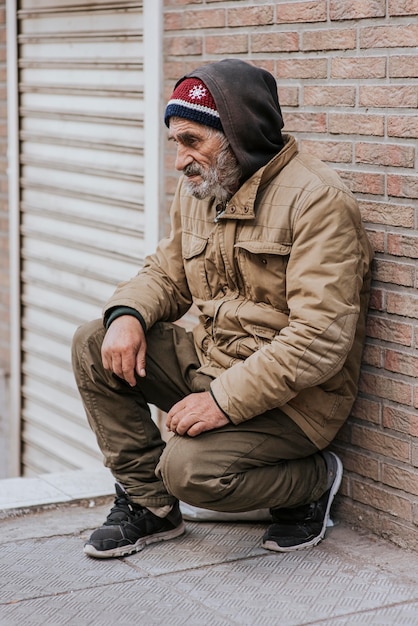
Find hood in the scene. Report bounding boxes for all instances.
[168,58,285,183]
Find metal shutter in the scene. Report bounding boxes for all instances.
[18,1,146,474]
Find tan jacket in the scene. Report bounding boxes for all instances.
[105,135,373,448]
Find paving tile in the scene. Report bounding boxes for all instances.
[122,521,267,575]
[1,503,418,626]
[161,548,418,626]
[0,579,234,626]
[0,535,146,603]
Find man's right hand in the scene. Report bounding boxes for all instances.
[101,315,147,387]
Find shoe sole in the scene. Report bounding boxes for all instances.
[262,452,343,553]
[83,522,186,559]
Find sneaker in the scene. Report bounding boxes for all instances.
[262,451,343,553]
[84,483,186,559]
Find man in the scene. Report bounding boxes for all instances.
[72,59,373,559]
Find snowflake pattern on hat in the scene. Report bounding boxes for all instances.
[164,78,222,130]
[189,84,207,99]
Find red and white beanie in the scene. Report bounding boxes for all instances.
[164,77,222,131]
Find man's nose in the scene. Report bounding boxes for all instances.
[175,145,193,171]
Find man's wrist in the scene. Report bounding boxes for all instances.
[104,306,147,332]
[209,388,231,421]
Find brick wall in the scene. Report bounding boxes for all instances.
[163,0,418,549]
[0,1,8,373]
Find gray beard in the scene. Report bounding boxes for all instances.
[183,171,229,203]
[183,147,241,204]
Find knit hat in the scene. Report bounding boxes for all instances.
[164,77,222,131]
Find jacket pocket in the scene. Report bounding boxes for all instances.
[235,241,291,312]
[182,232,212,299]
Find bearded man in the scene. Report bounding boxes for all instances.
[72,59,373,559]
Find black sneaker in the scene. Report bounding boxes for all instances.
[84,483,186,559]
[262,451,343,552]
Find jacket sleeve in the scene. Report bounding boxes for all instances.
[103,179,192,328]
[210,184,369,424]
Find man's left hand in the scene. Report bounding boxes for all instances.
[166,392,229,437]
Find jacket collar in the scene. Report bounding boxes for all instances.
[218,135,298,221]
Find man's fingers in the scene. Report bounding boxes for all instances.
[135,342,147,378]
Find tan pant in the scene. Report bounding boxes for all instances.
[72,319,327,511]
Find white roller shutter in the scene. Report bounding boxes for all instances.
[17,1,147,475]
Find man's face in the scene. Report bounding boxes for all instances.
[168,117,230,200]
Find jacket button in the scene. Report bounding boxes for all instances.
[229,205,236,213]
[244,206,249,213]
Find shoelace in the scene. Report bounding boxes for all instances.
[105,494,142,525]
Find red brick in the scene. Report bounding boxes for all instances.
[390,55,418,78]
[362,343,383,368]
[387,291,418,320]
[360,86,418,108]
[252,59,275,74]
[331,0,386,20]
[164,60,187,80]
[368,287,384,311]
[278,86,299,107]
[329,113,384,136]
[389,0,418,16]
[283,112,327,133]
[365,229,384,254]
[387,233,418,259]
[383,463,418,497]
[388,174,418,199]
[183,9,225,29]
[228,6,273,27]
[356,142,415,168]
[385,350,418,378]
[337,170,385,195]
[331,56,386,79]
[164,0,202,5]
[303,85,355,107]
[337,448,380,481]
[366,315,413,347]
[351,396,382,425]
[383,405,418,436]
[360,372,413,406]
[276,1,327,23]
[275,58,327,79]
[302,28,355,51]
[164,12,183,30]
[374,260,415,287]
[388,115,418,139]
[205,34,248,54]
[351,425,410,461]
[352,481,413,522]
[358,201,414,228]
[164,35,202,56]
[251,32,299,53]
[299,140,352,163]
[361,24,418,48]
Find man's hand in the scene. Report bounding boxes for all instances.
[101,315,147,386]
[166,391,229,437]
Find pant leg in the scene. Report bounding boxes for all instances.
[157,411,328,513]
[72,319,203,507]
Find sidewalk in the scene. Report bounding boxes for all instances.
[1,469,418,625]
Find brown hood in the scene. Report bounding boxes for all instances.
[167,59,285,182]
